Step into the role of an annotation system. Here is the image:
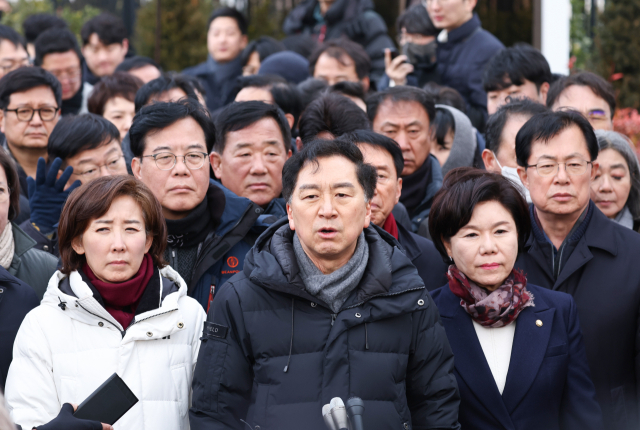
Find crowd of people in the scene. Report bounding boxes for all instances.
[0,0,637,429]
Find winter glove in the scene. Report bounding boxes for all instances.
[27,157,80,234]
[34,403,111,430]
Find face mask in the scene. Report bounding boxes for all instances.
[402,41,437,67]
[495,154,531,203]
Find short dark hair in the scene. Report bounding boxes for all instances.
[0,25,26,51]
[483,43,553,92]
[129,98,215,157]
[423,82,466,113]
[241,36,285,66]
[281,138,377,203]
[134,74,199,112]
[88,71,144,116]
[214,101,292,153]
[22,14,67,44]
[0,149,21,221]
[485,98,548,154]
[58,176,168,274]
[515,110,599,167]
[34,28,81,67]
[429,167,531,261]
[47,114,120,163]
[342,129,404,178]
[0,67,62,109]
[397,4,438,36]
[116,56,162,73]
[433,109,455,150]
[297,78,328,111]
[208,7,247,34]
[328,81,366,101]
[233,75,302,130]
[367,86,436,124]
[547,71,616,118]
[309,38,371,80]
[81,13,127,46]
[298,93,371,144]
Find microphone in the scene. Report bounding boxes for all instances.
[322,404,338,430]
[346,397,365,430]
[330,397,349,430]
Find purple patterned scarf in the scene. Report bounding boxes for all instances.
[447,265,535,328]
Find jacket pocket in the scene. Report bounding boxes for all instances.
[544,343,568,357]
[171,364,189,417]
[611,385,629,425]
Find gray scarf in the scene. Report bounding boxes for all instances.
[614,206,635,230]
[293,231,369,313]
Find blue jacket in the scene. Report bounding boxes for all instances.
[183,56,243,112]
[431,283,604,430]
[515,203,640,429]
[436,14,503,131]
[406,155,444,238]
[165,180,264,310]
[0,266,39,391]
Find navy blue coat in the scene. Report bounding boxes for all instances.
[431,283,603,430]
[190,219,461,430]
[436,14,503,131]
[0,266,39,391]
[515,204,640,429]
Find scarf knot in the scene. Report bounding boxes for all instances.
[447,265,534,328]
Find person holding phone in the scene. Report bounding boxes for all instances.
[4,176,206,430]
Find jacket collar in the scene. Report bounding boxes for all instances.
[440,13,481,45]
[245,217,424,313]
[11,222,36,258]
[208,179,263,237]
[396,221,421,262]
[438,284,553,424]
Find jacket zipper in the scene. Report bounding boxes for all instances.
[331,314,337,326]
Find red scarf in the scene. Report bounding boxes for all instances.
[447,265,534,328]
[382,213,399,240]
[83,254,154,329]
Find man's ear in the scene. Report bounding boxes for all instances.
[517,166,530,190]
[482,149,500,173]
[590,161,599,181]
[285,113,295,130]
[286,149,292,160]
[296,136,303,151]
[210,152,223,180]
[395,177,402,205]
[360,77,370,93]
[121,39,129,53]
[538,82,550,105]
[286,202,295,231]
[363,199,371,228]
[0,109,5,134]
[131,157,142,179]
[240,35,248,50]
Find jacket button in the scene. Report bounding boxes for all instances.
[310,302,317,307]
[536,320,543,327]
[177,322,184,329]
[43,245,49,251]
[0,288,3,294]
[355,313,362,318]
[417,299,424,306]
[146,331,153,337]
[255,208,262,214]
[75,303,78,307]
[98,322,104,327]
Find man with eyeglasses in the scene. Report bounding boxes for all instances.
[514,110,640,430]
[0,25,30,80]
[35,27,94,116]
[20,113,127,255]
[0,67,61,200]
[547,71,615,131]
[130,98,265,310]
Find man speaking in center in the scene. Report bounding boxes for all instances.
[189,139,460,430]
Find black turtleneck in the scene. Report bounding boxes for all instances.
[400,159,432,217]
[61,83,84,116]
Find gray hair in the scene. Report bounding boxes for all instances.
[595,130,640,219]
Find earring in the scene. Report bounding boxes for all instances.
[448,256,454,264]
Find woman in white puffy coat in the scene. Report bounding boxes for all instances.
[5,176,206,430]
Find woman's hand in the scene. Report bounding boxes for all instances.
[34,403,112,430]
[384,48,414,87]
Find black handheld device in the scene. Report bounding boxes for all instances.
[73,373,138,425]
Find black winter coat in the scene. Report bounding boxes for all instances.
[0,266,38,391]
[396,222,448,292]
[190,219,461,430]
[515,204,640,430]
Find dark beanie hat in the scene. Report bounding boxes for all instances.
[258,51,310,84]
